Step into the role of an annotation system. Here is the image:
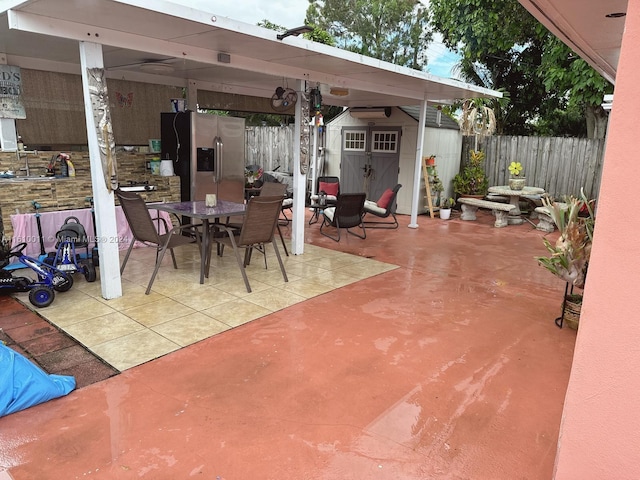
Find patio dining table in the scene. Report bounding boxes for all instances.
[488,185,545,225]
[153,200,246,284]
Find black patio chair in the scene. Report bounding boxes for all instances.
[319,192,367,242]
[309,176,340,225]
[363,184,402,229]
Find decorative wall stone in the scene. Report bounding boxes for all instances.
[1,151,180,239]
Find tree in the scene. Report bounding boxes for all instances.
[306,0,432,70]
[429,0,612,138]
[541,36,611,138]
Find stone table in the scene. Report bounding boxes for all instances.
[487,185,545,225]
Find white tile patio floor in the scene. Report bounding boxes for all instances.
[13,241,397,371]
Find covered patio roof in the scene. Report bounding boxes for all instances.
[0,0,503,300]
[518,0,626,84]
[0,0,499,107]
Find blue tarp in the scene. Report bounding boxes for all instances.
[0,343,75,417]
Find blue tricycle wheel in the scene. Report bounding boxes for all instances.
[29,286,55,308]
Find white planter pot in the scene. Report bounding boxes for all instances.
[509,177,526,190]
[440,208,452,220]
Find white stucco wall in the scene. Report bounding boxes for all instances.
[324,107,461,215]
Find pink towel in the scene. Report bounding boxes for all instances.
[9,205,173,261]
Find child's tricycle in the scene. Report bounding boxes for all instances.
[43,216,96,282]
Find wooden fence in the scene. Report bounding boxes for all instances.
[245,128,606,202]
[463,135,606,201]
[245,126,295,173]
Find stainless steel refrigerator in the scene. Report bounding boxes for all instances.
[161,111,246,203]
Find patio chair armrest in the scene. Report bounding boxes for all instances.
[217,225,238,238]
[151,215,171,234]
[169,222,203,241]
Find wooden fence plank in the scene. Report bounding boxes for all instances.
[463,135,605,201]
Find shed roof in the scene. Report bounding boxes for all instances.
[399,106,460,130]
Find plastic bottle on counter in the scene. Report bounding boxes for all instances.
[58,153,69,177]
[17,135,24,151]
[67,158,75,177]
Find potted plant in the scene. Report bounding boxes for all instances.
[508,161,526,190]
[535,189,595,329]
[453,149,489,198]
[244,165,263,187]
[431,174,444,206]
[439,197,455,220]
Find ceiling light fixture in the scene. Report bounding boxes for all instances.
[329,87,349,96]
[139,62,175,74]
[277,25,313,40]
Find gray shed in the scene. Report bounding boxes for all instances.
[323,105,462,214]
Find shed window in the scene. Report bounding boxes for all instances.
[372,131,398,153]
[344,130,366,151]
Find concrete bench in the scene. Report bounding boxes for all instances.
[457,197,517,228]
[487,192,547,219]
[534,202,568,232]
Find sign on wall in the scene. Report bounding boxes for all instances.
[0,65,26,119]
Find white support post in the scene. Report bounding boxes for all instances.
[79,41,122,299]
[187,80,197,111]
[310,124,318,197]
[290,79,306,255]
[409,99,428,228]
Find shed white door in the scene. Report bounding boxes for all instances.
[340,127,401,200]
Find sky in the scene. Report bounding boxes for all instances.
[168,0,460,79]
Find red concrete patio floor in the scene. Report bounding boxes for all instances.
[0,210,576,479]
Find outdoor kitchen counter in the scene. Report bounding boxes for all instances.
[0,174,181,239]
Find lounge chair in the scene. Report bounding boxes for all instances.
[363,184,402,229]
[320,192,366,242]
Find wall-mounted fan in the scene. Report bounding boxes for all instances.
[270,87,298,112]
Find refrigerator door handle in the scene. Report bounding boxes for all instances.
[214,136,223,182]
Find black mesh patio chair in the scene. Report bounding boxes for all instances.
[319,192,367,242]
[363,184,402,229]
[116,189,200,294]
[309,176,340,225]
[311,176,340,203]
